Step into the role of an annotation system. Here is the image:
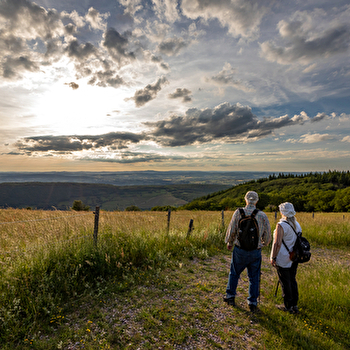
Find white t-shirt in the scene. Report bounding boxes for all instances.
[275,219,302,268]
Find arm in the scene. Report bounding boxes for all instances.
[270,224,283,267]
[225,210,240,250]
[261,214,272,246]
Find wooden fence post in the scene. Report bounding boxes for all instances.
[167,209,171,233]
[221,210,225,230]
[93,206,100,245]
[187,219,194,238]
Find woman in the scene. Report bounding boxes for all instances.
[270,202,301,314]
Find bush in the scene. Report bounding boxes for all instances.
[125,205,141,211]
[71,200,90,211]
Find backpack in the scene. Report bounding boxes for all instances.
[282,222,311,263]
[237,208,260,251]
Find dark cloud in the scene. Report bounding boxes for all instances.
[65,40,96,60]
[261,17,350,65]
[2,56,39,79]
[88,70,125,88]
[168,88,192,102]
[145,103,309,146]
[11,102,326,161]
[65,82,79,90]
[14,132,148,154]
[0,0,62,40]
[150,54,169,70]
[311,112,328,123]
[158,37,187,56]
[103,27,135,65]
[127,76,169,107]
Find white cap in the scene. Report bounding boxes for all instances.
[245,191,259,203]
[279,202,296,217]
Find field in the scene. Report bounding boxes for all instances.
[0,209,349,349]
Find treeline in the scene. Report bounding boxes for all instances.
[178,171,350,212]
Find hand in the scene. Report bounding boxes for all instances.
[227,244,233,251]
[271,259,277,267]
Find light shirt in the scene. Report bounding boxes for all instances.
[273,219,302,268]
[225,204,271,249]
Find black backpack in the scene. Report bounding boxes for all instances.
[282,222,311,263]
[238,208,259,251]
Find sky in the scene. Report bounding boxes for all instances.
[0,0,350,173]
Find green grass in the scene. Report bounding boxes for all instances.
[0,210,349,349]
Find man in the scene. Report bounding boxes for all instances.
[224,191,271,312]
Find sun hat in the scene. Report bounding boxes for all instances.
[279,202,296,217]
[244,191,259,203]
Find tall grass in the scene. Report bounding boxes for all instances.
[0,209,226,344]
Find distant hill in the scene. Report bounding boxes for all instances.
[179,171,350,212]
[0,170,275,186]
[0,182,230,211]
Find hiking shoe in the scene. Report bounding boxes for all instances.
[249,304,257,313]
[292,306,299,314]
[276,305,293,313]
[223,296,235,306]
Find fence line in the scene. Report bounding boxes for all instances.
[0,208,230,249]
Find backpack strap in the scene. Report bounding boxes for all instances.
[251,209,259,218]
[281,221,298,253]
[283,220,301,237]
[239,208,245,218]
[282,238,291,253]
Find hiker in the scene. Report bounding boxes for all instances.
[270,202,301,314]
[224,191,271,312]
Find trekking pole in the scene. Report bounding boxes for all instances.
[274,280,280,297]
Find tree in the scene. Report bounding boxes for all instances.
[71,200,90,211]
[125,205,141,211]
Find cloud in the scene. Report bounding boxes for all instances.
[311,112,329,123]
[144,102,310,147]
[10,102,334,164]
[260,10,350,65]
[299,133,334,144]
[206,62,254,92]
[2,55,40,79]
[158,37,188,56]
[181,0,269,40]
[65,40,96,60]
[152,0,180,23]
[0,0,63,41]
[65,82,79,90]
[0,1,120,83]
[341,136,350,142]
[168,88,192,102]
[14,132,148,154]
[85,7,109,31]
[88,70,125,88]
[102,27,135,65]
[127,76,169,107]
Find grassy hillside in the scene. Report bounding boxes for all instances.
[180,171,350,212]
[0,182,229,211]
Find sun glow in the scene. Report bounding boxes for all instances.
[32,80,131,136]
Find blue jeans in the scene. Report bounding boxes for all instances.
[226,246,262,305]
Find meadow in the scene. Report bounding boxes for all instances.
[0,209,349,349]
